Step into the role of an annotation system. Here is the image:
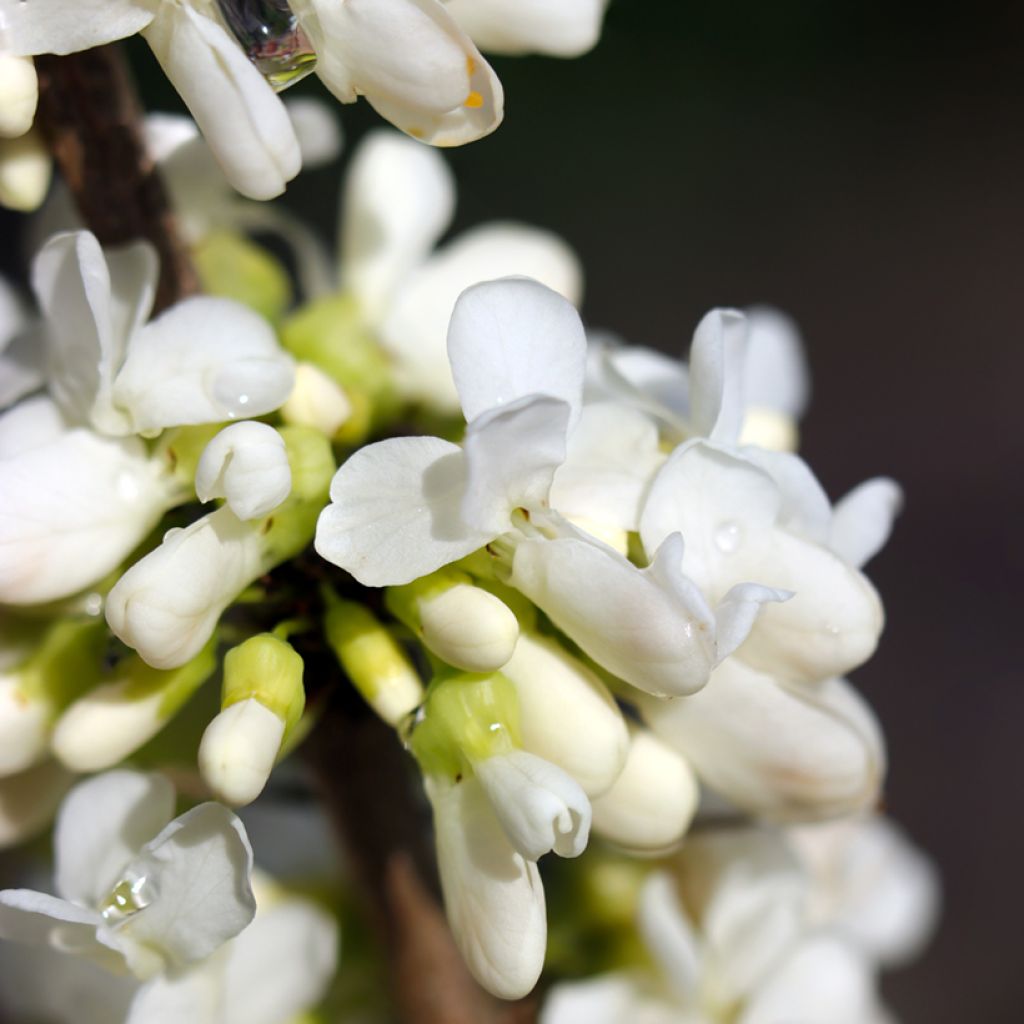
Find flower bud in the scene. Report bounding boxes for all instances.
[499,632,627,798]
[195,421,291,521]
[386,568,519,673]
[198,634,305,806]
[0,56,38,139]
[0,130,50,212]
[590,726,698,855]
[280,362,352,439]
[52,640,218,772]
[0,619,106,777]
[324,598,423,726]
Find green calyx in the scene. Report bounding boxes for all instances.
[222,633,305,738]
[116,636,219,720]
[408,672,521,779]
[281,293,400,444]
[17,618,108,717]
[193,230,293,324]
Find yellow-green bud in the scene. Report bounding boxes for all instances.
[408,673,521,779]
[323,598,423,726]
[386,569,519,673]
[52,638,218,773]
[280,293,399,444]
[280,362,353,439]
[193,230,292,324]
[221,634,305,736]
[156,423,223,491]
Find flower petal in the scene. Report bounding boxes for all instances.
[196,422,291,521]
[0,429,174,605]
[687,308,748,443]
[462,395,570,532]
[340,128,454,323]
[550,402,664,531]
[0,394,66,458]
[113,297,295,433]
[636,871,702,1001]
[1,1,156,56]
[0,888,102,945]
[426,774,546,999]
[315,436,491,586]
[741,306,809,418]
[115,802,256,969]
[444,0,608,57]
[448,277,587,428]
[474,749,591,860]
[143,7,300,200]
[381,223,582,410]
[829,477,903,569]
[55,771,176,909]
[641,662,885,820]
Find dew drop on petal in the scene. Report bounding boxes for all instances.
[100,875,155,923]
[714,521,743,554]
[214,0,318,91]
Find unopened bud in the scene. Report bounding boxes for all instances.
[199,634,304,806]
[324,597,423,726]
[739,406,799,452]
[280,362,352,439]
[0,56,38,139]
[0,129,50,212]
[52,640,217,772]
[195,421,291,521]
[591,726,698,855]
[387,568,519,673]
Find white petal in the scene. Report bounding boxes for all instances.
[687,308,748,443]
[125,964,223,1024]
[0,323,46,408]
[1,1,155,56]
[106,507,266,669]
[445,0,608,57]
[54,771,175,908]
[541,972,682,1024]
[196,422,291,521]
[221,898,338,1024]
[339,128,454,323]
[381,223,582,410]
[591,728,698,854]
[0,429,174,605]
[285,97,342,168]
[0,54,38,138]
[280,362,352,437]
[741,306,809,419]
[0,127,51,211]
[32,231,155,433]
[113,297,295,433]
[551,402,664,531]
[500,632,628,798]
[306,0,503,145]
[315,436,491,586]
[474,750,590,860]
[0,888,102,945]
[416,581,519,672]
[641,662,885,820]
[588,340,690,431]
[713,581,791,663]
[114,803,256,969]
[739,935,881,1024]
[427,774,546,999]
[143,7,300,200]
[738,447,831,544]
[510,530,715,698]
[829,478,903,569]
[462,395,570,532]
[0,760,74,851]
[636,872,702,1000]
[0,393,66,457]
[0,672,50,776]
[448,277,587,428]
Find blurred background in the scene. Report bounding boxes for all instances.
[2,1,1022,1020]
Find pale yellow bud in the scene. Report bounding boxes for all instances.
[0,130,50,212]
[280,362,352,438]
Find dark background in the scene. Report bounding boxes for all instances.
[3,1,1022,1020]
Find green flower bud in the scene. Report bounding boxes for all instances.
[193,230,292,323]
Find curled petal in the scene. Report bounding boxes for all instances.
[687,308,748,443]
[829,477,903,569]
[196,422,291,521]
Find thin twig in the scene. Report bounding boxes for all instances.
[34,45,198,312]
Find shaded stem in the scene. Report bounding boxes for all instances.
[34,45,198,312]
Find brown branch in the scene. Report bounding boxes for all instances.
[306,688,537,1024]
[34,46,198,313]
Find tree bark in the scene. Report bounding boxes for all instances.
[34,45,198,312]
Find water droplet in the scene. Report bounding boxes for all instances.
[714,521,742,554]
[214,0,318,91]
[83,593,103,618]
[101,875,154,923]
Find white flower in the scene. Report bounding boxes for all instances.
[0,771,255,982]
[639,660,886,820]
[196,421,292,521]
[338,128,582,409]
[317,278,781,697]
[1,0,502,196]
[426,773,547,999]
[444,0,610,57]
[34,231,294,437]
